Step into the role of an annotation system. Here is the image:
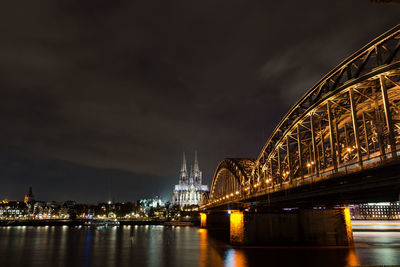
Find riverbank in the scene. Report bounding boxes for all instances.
[0,219,199,227]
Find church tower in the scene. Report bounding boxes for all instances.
[24,186,34,204]
[179,152,188,185]
[193,150,202,185]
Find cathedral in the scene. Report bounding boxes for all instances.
[172,151,209,206]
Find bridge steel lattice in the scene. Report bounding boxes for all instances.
[202,25,400,209]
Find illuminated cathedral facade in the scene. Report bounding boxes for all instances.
[172,151,208,206]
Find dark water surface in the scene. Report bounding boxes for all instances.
[1,225,400,267]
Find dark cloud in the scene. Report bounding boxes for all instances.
[0,0,398,201]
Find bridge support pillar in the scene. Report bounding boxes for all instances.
[200,211,231,240]
[200,213,207,228]
[229,208,353,246]
[230,211,245,244]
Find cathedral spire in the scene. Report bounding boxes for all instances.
[193,150,201,185]
[194,150,199,172]
[180,152,187,185]
[181,152,187,173]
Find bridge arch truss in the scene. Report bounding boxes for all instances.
[208,158,255,203]
[203,25,400,208]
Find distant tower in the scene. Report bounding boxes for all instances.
[24,186,34,204]
[179,152,188,185]
[193,150,202,185]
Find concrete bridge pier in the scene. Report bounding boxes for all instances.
[200,211,231,240]
[200,211,230,229]
[201,208,353,246]
[230,208,353,246]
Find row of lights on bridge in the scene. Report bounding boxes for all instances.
[208,191,241,204]
[206,178,275,206]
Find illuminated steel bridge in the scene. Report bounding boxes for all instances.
[202,25,400,210]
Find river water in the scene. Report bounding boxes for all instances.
[1,225,400,267]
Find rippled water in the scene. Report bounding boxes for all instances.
[1,225,400,267]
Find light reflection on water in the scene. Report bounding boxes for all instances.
[1,226,400,267]
[224,249,247,267]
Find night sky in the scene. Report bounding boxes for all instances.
[0,1,398,203]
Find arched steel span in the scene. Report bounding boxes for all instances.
[208,158,255,203]
[203,24,400,208]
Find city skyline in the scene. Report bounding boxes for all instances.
[1,152,208,203]
[0,1,399,202]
